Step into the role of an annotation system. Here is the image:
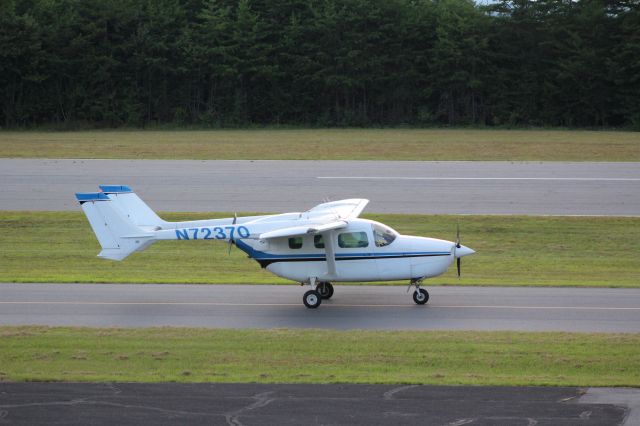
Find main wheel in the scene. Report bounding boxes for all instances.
[303,290,322,308]
[317,282,334,299]
[413,288,429,305]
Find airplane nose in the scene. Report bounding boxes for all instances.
[455,245,475,258]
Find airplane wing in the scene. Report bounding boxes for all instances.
[259,220,348,240]
[307,199,369,219]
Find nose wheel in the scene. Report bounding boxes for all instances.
[413,288,429,305]
[409,278,429,305]
[317,282,334,299]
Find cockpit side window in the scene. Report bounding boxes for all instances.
[372,223,397,247]
[314,235,325,249]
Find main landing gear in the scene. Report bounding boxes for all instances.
[316,282,334,300]
[303,289,321,309]
[303,281,334,308]
[409,278,429,305]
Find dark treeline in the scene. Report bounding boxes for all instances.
[1,0,639,128]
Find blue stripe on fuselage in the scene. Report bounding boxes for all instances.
[234,239,449,261]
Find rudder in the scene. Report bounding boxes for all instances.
[99,185,166,228]
[76,192,155,261]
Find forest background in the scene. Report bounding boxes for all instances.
[2,0,639,129]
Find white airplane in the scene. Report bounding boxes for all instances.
[76,186,475,308]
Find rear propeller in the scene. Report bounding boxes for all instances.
[228,213,237,255]
[455,222,461,278]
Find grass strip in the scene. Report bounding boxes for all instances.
[1,326,639,386]
[0,211,638,286]
[1,129,639,161]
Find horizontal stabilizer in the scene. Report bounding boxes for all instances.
[76,192,110,203]
[99,185,132,194]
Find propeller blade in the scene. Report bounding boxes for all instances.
[456,221,461,248]
[457,257,461,277]
[228,214,238,255]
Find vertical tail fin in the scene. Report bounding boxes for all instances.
[98,185,166,228]
[76,192,155,261]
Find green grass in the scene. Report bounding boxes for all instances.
[1,326,639,386]
[1,129,639,161]
[0,211,638,286]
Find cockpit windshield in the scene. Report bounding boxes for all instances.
[372,223,397,247]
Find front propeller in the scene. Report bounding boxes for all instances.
[453,222,474,277]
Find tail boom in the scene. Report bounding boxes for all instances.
[77,185,264,260]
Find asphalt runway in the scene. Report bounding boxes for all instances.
[1,159,639,215]
[0,383,632,426]
[2,284,640,332]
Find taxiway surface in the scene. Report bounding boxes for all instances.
[1,159,638,215]
[2,284,639,332]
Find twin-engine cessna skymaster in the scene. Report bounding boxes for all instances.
[76,186,475,308]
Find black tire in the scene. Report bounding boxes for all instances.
[317,282,334,299]
[303,290,322,308]
[413,288,429,305]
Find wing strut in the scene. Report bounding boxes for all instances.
[322,230,337,277]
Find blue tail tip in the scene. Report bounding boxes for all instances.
[76,192,110,203]
[99,185,132,194]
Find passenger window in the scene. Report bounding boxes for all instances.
[314,235,325,249]
[338,232,369,248]
[288,237,303,249]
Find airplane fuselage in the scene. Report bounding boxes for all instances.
[153,215,465,284]
[237,219,456,283]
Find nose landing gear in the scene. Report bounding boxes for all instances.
[413,288,429,304]
[409,278,429,305]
